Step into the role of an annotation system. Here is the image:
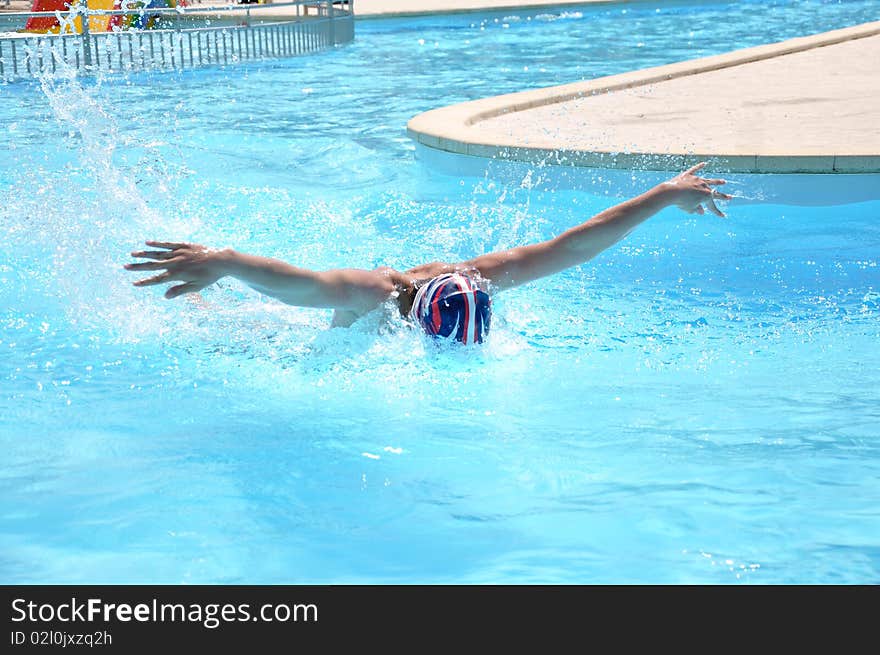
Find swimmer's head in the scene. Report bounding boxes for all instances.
[410,273,492,345]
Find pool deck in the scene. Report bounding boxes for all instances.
[408,20,880,174]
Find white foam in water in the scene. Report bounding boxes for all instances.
[1,66,203,340]
[534,11,583,22]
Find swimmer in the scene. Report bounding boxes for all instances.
[126,163,732,344]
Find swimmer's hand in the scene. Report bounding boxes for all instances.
[660,162,733,217]
[125,241,230,299]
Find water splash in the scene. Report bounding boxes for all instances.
[0,61,198,338]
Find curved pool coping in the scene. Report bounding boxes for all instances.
[406,21,880,174]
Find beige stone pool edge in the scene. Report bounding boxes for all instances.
[406,21,880,174]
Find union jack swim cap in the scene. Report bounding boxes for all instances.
[410,273,492,345]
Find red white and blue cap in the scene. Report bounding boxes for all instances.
[410,273,492,345]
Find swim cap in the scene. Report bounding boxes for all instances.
[410,273,492,345]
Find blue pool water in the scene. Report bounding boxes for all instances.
[1,0,879,583]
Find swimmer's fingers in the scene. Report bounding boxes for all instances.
[145,240,194,250]
[124,258,179,272]
[705,196,725,218]
[705,186,733,217]
[667,164,733,217]
[132,272,172,287]
[165,282,205,299]
[704,177,733,200]
[130,249,177,260]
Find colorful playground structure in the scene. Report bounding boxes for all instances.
[23,0,175,34]
[1,1,355,81]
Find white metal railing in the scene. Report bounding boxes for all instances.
[0,1,354,81]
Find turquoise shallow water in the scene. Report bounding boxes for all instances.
[1,1,879,583]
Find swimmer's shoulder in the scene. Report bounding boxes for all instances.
[327,268,408,327]
[402,261,455,279]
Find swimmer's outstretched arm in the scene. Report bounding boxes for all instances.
[125,243,395,311]
[464,163,732,290]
